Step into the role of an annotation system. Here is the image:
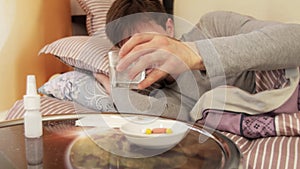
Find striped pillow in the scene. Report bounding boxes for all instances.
[39,35,112,74]
[76,0,114,35]
[5,96,95,120]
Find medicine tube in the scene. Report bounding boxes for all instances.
[24,75,43,138]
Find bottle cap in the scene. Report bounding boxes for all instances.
[24,75,40,110]
[26,75,37,95]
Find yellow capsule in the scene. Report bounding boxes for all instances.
[145,128,152,134]
[166,128,173,134]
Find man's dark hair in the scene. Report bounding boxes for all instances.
[105,0,171,47]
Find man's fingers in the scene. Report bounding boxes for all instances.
[117,48,154,72]
[119,33,155,57]
[138,69,167,89]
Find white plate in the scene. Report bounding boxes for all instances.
[120,119,189,149]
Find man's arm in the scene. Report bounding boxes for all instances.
[188,11,300,77]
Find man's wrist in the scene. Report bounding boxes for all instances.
[184,42,205,70]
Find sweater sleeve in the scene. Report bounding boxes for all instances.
[186,11,300,77]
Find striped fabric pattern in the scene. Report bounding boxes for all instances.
[275,112,300,136]
[255,69,289,92]
[76,0,114,36]
[5,96,94,120]
[222,131,299,169]
[39,36,111,74]
[218,69,299,168]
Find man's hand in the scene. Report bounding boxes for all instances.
[93,73,111,94]
[117,32,205,89]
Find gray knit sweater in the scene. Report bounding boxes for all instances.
[114,11,300,121]
[184,11,300,75]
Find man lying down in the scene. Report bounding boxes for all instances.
[93,0,300,139]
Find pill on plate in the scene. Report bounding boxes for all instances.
[165,128,173,134]
[152,128,167,134]
[145,128,173,134]
[145,128,152,134]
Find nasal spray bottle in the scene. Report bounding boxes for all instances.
[24,75,43,138]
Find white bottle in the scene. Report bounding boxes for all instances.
[24,75,43,138]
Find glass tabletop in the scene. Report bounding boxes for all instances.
[0,113,242,169]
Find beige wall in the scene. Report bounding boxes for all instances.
[0,0,72,112]
[174,0,300,36]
